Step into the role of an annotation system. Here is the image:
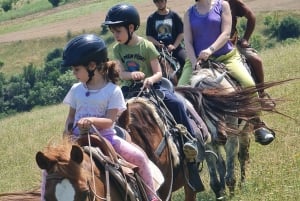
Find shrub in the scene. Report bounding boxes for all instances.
[250,34,263,51]
[48,0,61,7]
[1,0,12,12]
[277,16,300,41]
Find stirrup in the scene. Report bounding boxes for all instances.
[183,140,198,161]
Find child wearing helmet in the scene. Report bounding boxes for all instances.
[40,34,160,201]
[104,3,205,192]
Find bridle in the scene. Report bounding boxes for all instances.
[45,132,110,201]
[45,167,99,201]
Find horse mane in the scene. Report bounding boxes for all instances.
[127,97,166,132]
[124,97,166,161]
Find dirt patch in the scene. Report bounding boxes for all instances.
[0,0,299,43]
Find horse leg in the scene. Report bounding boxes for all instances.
[183,185,197,201]
[224,135,238,198]
[205,143,226,200]
[238,127,251,186]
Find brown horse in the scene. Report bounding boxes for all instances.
[158,47,182,86]
[118,96,201,201]
[35,137,138,201]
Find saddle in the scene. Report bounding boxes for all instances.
[77,133,163,201]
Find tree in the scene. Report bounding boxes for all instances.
[277,16,300,41]
[48,0,61,7]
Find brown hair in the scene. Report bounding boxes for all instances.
[97,60,120,84]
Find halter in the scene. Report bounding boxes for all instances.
[44,128,111,201]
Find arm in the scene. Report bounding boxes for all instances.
[63,107,75,135]
[210,1,232,54]
[147,35,164,49]
[198,1,232,61]
[76,110,115,131]
[168,13,184,51]
[183,10,198,68]
[146,16,164,49]
[144,58,162,88]
[240,1,256,46]
[117,60,146,81]
[168,33,184,52]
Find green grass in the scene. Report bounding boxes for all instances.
[0,0,146,77]
[0,0,53,22]
[0,42,299,200]
[0,0,143,34]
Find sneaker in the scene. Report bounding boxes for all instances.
[254,122,275,145]
[183,140,198,161]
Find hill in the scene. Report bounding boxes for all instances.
[0,0,300,43]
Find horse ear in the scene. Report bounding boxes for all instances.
[70,145,84,164]
[36,151,56,171]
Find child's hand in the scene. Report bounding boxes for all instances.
[77,118,92,130]
[131,71,145,80]
[143,78,154,88]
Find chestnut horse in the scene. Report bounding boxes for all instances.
[35,137,141,201]
[118,96,202,201]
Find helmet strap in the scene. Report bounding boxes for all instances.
[86,69,95,83]
[125,26,132,45]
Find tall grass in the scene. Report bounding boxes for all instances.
[0,42,299,200]
[0,0,52,22]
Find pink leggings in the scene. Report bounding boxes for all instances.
[110,135,156,199]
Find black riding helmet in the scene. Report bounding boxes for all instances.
[62,34,108,67]
[103,3,140,31]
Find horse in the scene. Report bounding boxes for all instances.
[158,46,182,86]
[117,94,206,201]
[35,136,148,201]
[175,60,285,199]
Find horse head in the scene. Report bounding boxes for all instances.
[190,68,234,93]
[36,139,101,201]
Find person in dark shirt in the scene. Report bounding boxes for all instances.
[146,0,186,69]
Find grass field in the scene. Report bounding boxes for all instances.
[1,41,299,200]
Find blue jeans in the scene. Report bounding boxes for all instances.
[160,86,194,136]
